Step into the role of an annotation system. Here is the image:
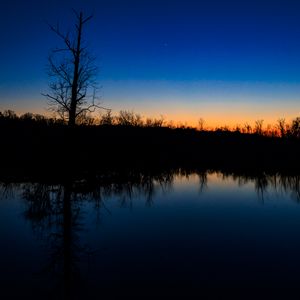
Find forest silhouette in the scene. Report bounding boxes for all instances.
[1,109,300,180]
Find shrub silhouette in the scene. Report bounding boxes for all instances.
[291,117,300,138]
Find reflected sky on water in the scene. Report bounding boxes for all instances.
[1,171,300,298]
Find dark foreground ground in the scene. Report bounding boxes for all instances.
[1,120,300,181]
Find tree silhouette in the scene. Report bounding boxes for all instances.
[43,10,104,126]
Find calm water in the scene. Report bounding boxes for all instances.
[1,171,300,298]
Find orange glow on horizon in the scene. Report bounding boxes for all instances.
[135,102,299,129]
[2,98,299,129]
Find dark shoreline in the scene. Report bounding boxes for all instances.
[1,121,300,182]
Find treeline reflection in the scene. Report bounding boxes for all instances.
[219,172,300,201]
[1,170,300,299]
[1,170,300,206]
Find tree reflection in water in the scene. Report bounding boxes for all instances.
[219,172,300,202]
[1,170,300,299]
[19,172,174,299]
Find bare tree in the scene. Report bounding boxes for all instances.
[291,117,300,138]
[254,119,264,135]
[277,118,286,138]
[43,10,105,126]
[198,118,205,131]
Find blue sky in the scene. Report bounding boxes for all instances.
[1,0,300,126]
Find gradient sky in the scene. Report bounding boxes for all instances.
[1,0,300,127]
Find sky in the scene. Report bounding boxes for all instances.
[1,0,300,127]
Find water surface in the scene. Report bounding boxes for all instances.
[1,171,300,298]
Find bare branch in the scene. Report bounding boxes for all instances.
[76,103,110,118]
[82,15,93,24]
[43,10,107,126]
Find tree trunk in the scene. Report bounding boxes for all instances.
[63,183,72,299]
[68,107,76,127]
[68,12,83,127]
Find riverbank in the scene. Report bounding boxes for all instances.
[1,121,300,181]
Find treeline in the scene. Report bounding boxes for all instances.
[0,109,164,127]
[1,109,300,138]
[1,110,300,176]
